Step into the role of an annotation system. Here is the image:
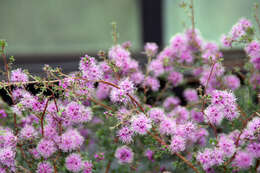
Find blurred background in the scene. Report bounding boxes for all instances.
[0,0,259,74]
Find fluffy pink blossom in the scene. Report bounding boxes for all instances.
[0,110,7,118]
[169,106,189,123]
[221,35,232,47]
[10,68,28,82]
[163,96,180,110]
[58,129,84,152]
[159,117,176,135]
[204,105,224,125]
[65,101,92,123]
[108,45,133,72]
[79,55,103,81]
[168,71,183,86]
[37,162,54,173]
[37,139,57,158]
[196,148,215,170]
[0,147,15,167]
[110,78,135,103]
[65,153,83,172]
[115,146,134,164]
[170,136,186,153]
[131,113,152,135]
[148,59,164,77]
[183,88,199,103]
[117,126,134,144]
[232,150,253,169]
[148,107,165,123]
[217,136,235,158]
[82,161,93,173]
[142,76,160,91]
[191,109,204,123]
[19,125,37,140]
[144,42,158,57]
[223,75,240,90]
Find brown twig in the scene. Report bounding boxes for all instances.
[224,112,256,167]
[40,98,50,137]
[17,144,33,172]
[89,97,115,112]
[201,62,218,139]
[1,43,18,134]
[254,3,260,35]
[105,160,112,173]
[148,131,199,173]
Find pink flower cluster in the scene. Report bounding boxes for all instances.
[205,90,239,125]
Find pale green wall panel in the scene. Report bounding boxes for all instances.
[0,0,141,54]
[164,0,259,46]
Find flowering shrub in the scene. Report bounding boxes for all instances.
[0,13,259,173]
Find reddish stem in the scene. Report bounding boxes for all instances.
[41,98,50,137]
[105,160,111,173]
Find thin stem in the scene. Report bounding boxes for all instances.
[105,160,112,173]
[201,62,218,139]
[40,98,50,137]
[148,131,200,173]
[89,97,115,112]
[190,0,195,41]
[254,3,260,35]
[224,112,256,166]
[155,81,170,104]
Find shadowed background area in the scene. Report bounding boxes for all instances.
[0,0,259,75]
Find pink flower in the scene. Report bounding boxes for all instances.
[163,96,180,110]
[145,149,154,161]
[94,152,105,161]
[223,75,240,90]
[0,110,7,118]
[142,76,160,91]
[37,162,54,173]
[43,124,58,140]
[169,106,189,123]
[183,88,199,103]
[0,147,15,167]
[79,55,103,81]
[108,45,132,72]
[148,107,165,123]
[130,72,145,85]
[10,68,28,82]
[246,142,260,158]
[65,101,92,123]
[168,71,183,86]
[233,150,253,169]
[115,146,134,164]
[37,139,57,158]
[191,109,204,123]
[159,118,175,135]
[131,113,152,135]
[82,161,93,173]
[221,35,232,47]
[148,59,164,77]
[170,135,186,153]
[65,153,83,172]
[117,126,134,144]
[58,129,84,152]
[196,148,215,170]
[19,125,37,140]
[144,42,158,57]
[217,136,235,158]
[204,105,224,125]
[110,78,135,103]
